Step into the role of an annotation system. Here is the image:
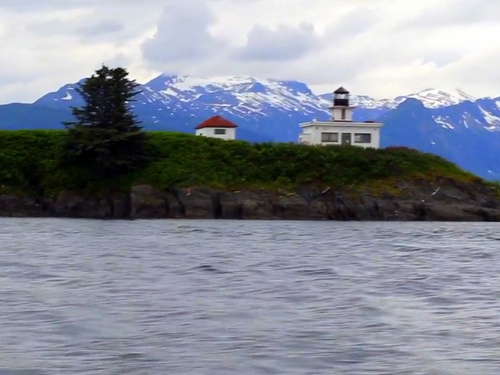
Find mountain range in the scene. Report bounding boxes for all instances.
[1,74,500,181]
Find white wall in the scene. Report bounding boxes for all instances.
[331,107,353,121]
[299,122,382,148]
[298,131,312,145]
[195,127,236,140]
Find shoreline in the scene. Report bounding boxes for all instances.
[1,184,499,222]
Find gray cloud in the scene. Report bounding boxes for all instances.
[439,48,500,97]
[418,48,464,68]
[141,0,223,63]
[0,0,167,11]
[77,20,124,38]
[402,0,500,28]
[104,53,135,70]
[233,23,320,61]
[0,0,499,104]
[27,18,124,39]
[325,7,379,37]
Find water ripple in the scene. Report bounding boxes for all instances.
[0,219,499,374]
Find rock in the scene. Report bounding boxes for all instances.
[237,190,276,220]
[130,185,167,219]
[176,187,215,219]
[0,194,48,217]
[1,180,500,221]
[54,191,129,219]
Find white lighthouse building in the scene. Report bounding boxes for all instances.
[298,87,383,148]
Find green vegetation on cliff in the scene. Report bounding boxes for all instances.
[0,129,490,198]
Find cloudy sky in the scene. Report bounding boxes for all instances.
[0,0,499,104]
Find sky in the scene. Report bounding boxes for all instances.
[0,0,499,104]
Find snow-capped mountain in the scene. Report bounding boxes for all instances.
[321,88,478,109]
[2,73,500,180]
[37,74,322,114]
[138,75,325,126]
[380,98,500,179]
[396,88,477,109]
[33,74,336,142]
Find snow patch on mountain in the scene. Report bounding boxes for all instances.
[433,115,454,130]
[404,89,476,109]
[461,113,481,129]
[148,75,312,96]
[374,88,476,109]
[321,88,477,110]
[479,107,500,131]
[140,74,325,119]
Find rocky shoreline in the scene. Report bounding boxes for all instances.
[0,177,499,221]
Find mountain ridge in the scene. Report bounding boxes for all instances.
[2,73,500,180]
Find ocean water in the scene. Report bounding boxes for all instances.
[0,218,499,374]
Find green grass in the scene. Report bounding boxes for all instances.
[0,130,486,197]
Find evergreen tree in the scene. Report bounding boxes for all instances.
[63,65,147,178]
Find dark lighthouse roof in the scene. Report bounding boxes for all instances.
[332,86,351,107]
[334,86,349,94]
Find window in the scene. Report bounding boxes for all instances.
[214,129,226,135]
[341,133,351,145]
[354,133,371,143]
[341,108,346,120]
[321,132,339,142]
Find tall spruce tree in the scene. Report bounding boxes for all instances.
[63,65,147,178]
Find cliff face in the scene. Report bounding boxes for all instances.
[1,178,499,221]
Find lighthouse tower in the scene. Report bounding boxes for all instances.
[298,86,383,148]
[329,86,354,122]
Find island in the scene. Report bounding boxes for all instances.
[0,130,499,221]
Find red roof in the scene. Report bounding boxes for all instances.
[195,115,238,129]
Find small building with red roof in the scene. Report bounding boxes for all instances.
[195,115,238,140]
